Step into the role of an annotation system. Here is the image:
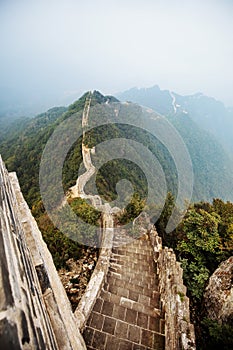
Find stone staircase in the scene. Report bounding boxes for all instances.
[82,230,165,350]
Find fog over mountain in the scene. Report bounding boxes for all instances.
[118,85,233,155]
[1,0,233,117]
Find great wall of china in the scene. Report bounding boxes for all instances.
[0,93,196,349]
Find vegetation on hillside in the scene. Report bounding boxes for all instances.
[0,91,232,348]
[157,195,233,349]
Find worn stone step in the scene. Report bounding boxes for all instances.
[107,271,159,290]
[109,262,156,274]
[112,246,153,255]
[91,296,165,336]
[106,275,160,298]
[109,266,154,278]
[87,306,163,334]
[110,257,156,269]
[113,241,153,251]
[83,323,165,350]
[103,280,160,307]
[112,253,153,263]
[100,290,162,320]
[82,232,166,350]
[108,268,158,285]
[112,246,153,256]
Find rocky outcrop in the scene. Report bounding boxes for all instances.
[204,256,233,324]
[0,156,86,350]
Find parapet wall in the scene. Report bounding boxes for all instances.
[0,156,86,350]
[75,212,114,331]
[149,228,196,350]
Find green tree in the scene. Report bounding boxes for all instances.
[177,208,220,301]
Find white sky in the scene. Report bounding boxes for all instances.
[0,0,233,107]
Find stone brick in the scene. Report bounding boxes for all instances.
[148,316,160,332]
[115,278,125,288]
[125,309,137,325]
[93,298,103,313]
[120,297,133,309]
[102,316,116,335]
[128,324,140,343]
[115,320,128,338]
[113,305,126,320]
[90,312,104,330]
[118,339,133,350]
[153,334,165,350]
[136,313,148,329]
[117,287,129,298]
[141,329,153,348]
[108,284,119,295]
[131,302,144,313]
[100,290,111,302]
[128,290,139,302]
[109,292,121,305]
[105,334,120,350]
[132,344,146,350]
[102,300,114,317]
[83,327,94,347]
[92,330,106,350]
[138,295,150,306]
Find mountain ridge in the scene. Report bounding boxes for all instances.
[117,85,233,154]
[0,89,232,207]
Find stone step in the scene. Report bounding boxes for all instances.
[112,250,153,262]
[104,278,161,306]
[109,265,154,278]
[89,292,165,334]
[100,290,162,320]
[110,256,156,268]
[107,271,159,290]
[84,317,165,350]
[109,261,156,274]
[112,246,153,256]
[106,272,160,297]
[108,267,158,285]
[113,245,154,253]
[90,299,164,333]
[82,234,165,349]
[113,241,152,251]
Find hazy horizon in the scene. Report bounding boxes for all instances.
[1,0,233,115]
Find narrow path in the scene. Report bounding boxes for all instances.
[82,230,165,350]
[170,91,177,114]
[69,91,96,199]
[69,93,165,348]
[69,91,110,212]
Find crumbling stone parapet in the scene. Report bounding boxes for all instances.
[0,156,86,350]
[149,228,196,350]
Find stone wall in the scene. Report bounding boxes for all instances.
[0,156,86,350]
[75,212,114,331]
[149,228,196,350]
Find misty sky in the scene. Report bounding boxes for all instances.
[1,0,233,112]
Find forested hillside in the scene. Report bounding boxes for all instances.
[118,86,233,202]
[158,194,233,350]
[118,85,233,154]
